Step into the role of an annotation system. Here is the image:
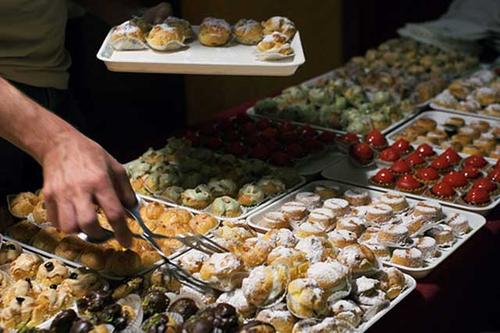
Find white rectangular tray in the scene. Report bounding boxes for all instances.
[246,180,486,278]
[321,158,499,215]
[97,27,305,76]
[430,102,500,121]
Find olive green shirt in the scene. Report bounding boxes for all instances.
[0,0,71,89]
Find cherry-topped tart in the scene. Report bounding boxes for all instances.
[430,182,456,200]
[365,129,388,150]
[416,143,436,159]
[440,148,461,165]
[390,159,412,175]
[463,188,490,206]
[415,167,440,184]
[395,174,424,193]
[391,138,413,155]
[461,166,481,180]
[488,168,500,183]
[405,152,426,169]
[471,178,497,193]
[430,156,451,173]
[350,143,374,165]
[378,147,401,163]
[337,132,360,145]
[442,171,468,189]
[370,168,395,187]
[463,155,488,169]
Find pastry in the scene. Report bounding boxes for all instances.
[306,208,336,231]
[405,152,427,169]
[412,201,442,221]
[262,228,297,248]
[363,242,391,261]
[336,216,365,237]
[390,159,412,176]
[189,213,218,234]
[314,184,341,200]
[414,236,438,259]
[164,16,193,40]
[475,87,498,105]
[233,19,263,45]
[0,296,35,329]
[0,242,22,265]
[427,225,455,246]
[286,278,327,318]
[159,186,183,203]
[238,238,273,268]
[452,133,472,146]
[242,264,288,307]
[379,192,408,212]
[104,249,141,276]
[256,32,294,59]
[415,118,437,131]
[370,168,396,187]
[256,306,296,333]
[31,227,64,253]
[444,117,465,128]
[328,229,358,248]
[261,16,297,40]
[211,196,242,218]
[198,17,231,46]
[10,252,42,280]
[306,261,349,296]
[343,189,370,206]
[295,236,334,264]
[429,182,456,201]
[216,289,256,319]
[208,178,238,198]
[0,270,12,292]
[60,268,106,298]
[377,225,409,245]
[337,244,379,276]
[238,184,265,206]
[110,20,146,50]
[294,222,326,239]
[294,192,321,209]
[36,259,69,287]
[80,245,109,272]
[390,248,423,268]
[280,201,308,221]
[378,267,406,300]
[199,253,246,291]
[323,198,350,216]
[395,175,425,194]
[292,318,344,333]
[179,250,209,274]
[330,299,364,327]
[55,236,87,261]
[181,187,212,209]
[259,212,290,230]
[401,215,425,236]
[414,167,440,185]
[257,177,286,196]
[7,220,41,244]
[8,192,38,217]
[463,154,488,169]
[365,203,394,223]
[31,200,47,224]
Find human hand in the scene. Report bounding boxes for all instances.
[41,132,135,247]
[142,2,173,25]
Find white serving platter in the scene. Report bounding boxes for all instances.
[247,180,486,278]
[321,158,499,215]
[97,27,305,76]
[429,102,500,121]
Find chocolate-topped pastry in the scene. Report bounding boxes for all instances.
[238,321,276,333]
[69,320,94,333]
[184,304,240,333]
[50,309,78,333]
[76,290,114,313]
[142,288,170,319]
[169,297,199,321]
[142,312,183,333]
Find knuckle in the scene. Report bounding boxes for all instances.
[105,209,124,223]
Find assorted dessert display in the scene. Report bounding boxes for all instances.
[125,137,302,218]
[110,16,297,61]
[252,38,478,134]
[182,114,336,167]
[6,192,219,276]
[390,113,499,158]
[432,68,500,118]
[248,181,477,273]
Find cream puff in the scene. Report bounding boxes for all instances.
[261,16,297,40]
[10,253,43,280]
[35,259,69,287]
[233,19,263,45]
[198,17,231,46]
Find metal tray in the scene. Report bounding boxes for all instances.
[97,27,305,76]
[246,180,486,278]
[430,102,500,121]
[321,158,499,215]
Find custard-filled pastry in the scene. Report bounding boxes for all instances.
[110,20,147,50]
[146,23,186,51]
[0,242,23,265]
[237,237,273,269]
[330,299,364,328]
[2,279,41,307]
[306,261,349,297]
[0,296,35,329]
[256,32,294,59]
[208,178,238,198]
[256,305,296,333]
[242,264,288,307]
[164,16,193,40]
[60,267,106,298]
[188,213,218,234]
[35,259,69,287]
[181,187,212,209]
[179,250,209,274]
[262,228,297,248]
[295,236,335,263]
[238,184,266,206]
[216,288,256,318]
[286,278,327,318]
[233,19,263,45]
[0,270,12,293]
[378,267,406,300]
[337,244,380,277]
[257,177,286,196]
[79,245,109,272]
[261,16,297,40]
[10,253,43,280]
[29,288,72,326]
[198,17,231,46]
[199,252,246,290]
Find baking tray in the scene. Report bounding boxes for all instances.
[429,102,499,121]
[97,27,305,76]
[321,158,499,215]
[246,180,486,278]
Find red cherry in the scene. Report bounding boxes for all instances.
[416,143,435,158]
[405,152,426,168]
[206,137,223,150]
[350,143,374,164]
[250,143,271,160]
[365,129,388,149]
[461,166,481,179]
[225,142,246,157]
[431,182,455,198]
[442,171,468,188]
[317,131,336,144]
[430,156,450,171]
[304,139,324,152]
[261,127,278,140]
[391,138,412,154]
[256,118,272,130]
[372,168,395,185]
[464,188,490,204]
[270,152,292,166]
[301,126,317,139]
[488,168,500,183]
[378,147,401,162]
[396,175,423,191]
[472,178,497,193]
[463,155,488,168]
[440,148,461,165]
[415,167,440,181]
[338,132,360,144]
[390,159,412,175]
[240,122,257,135]
[286,143,306,159]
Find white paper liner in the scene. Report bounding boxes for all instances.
[116,294,143,333]
[256,49,295,61]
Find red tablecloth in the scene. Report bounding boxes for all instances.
[214,101,500,333]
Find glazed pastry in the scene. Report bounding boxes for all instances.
[414,236,438,259]
[330,299,364,327]
[379,192,408,212]
[238,184,265,206]
[427,225,455,246]
[2,279,41,308]
[238,237,273,268]
[306,261,349,294]
[31,227,64,253]
[104,249,141,276]
[323,198,350,216]
[211,196,242,217]
[365,203,394,223]
[208,178,238,198]
[10,252,43,280]
[0,242,22,265]
[55,236,87,261]
[257,177,286,196]
[256,306,296,333]
[295,236,334,264]
[377,225,409,245]
[181,187,212,209]
[80,245,109,271]
[7,220,41,244]
[336,216,365,237]
[8,192,38,217]
[390,248,423,268]
[259,211,289,230]
[199,252,246,290]
[60,268,106,298]
[164,16,193,40]
[189,213,218,234]
[314,185,341,200]
[0,296,35,329]
[343,189,370,206]
[36,259,69,287]
[263,228,297,248]
[198,17,231,46]
[242,264,288,307]
[328,229,358,248]
[233,19,263,45]
[30,288,72,326]
[280,201,308,221]
[337,244,379,276]
[295,192,321,209]
[378,267,406,300]
[306,208,336,231]
[32,200,47,224]
[286,278,327,318]
[261,16,297,40]
[216,289,256,318]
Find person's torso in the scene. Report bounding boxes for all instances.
[0,0,70,89]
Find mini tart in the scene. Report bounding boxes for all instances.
[370,168,395,187]
[461,166,482,180]
[365,203,394,223]
[415,118,437,132]
[429,182,456,201]
[405,152,427,169]
[471,177,498,194]
[377,147,401,163]
[430,156,452,174]
[391,138,413,155]
[440,148,462,166]
[379,192,409,212]
[416,143,436,160]
[390,159,412,176]
[365,129,388,150]
[395,175,425,194]
[295,192,321,209]
[427,225,455,246]
[377,224,409,245]
[462,145,483,156]
[445,116,465,128]
[390,248,423,268]
[259,211,289,229]
[463,188,491,206]
[470,120,491,132]
[426,130,447,144]
[350,143,374,165]
[463,155,488,169]
[343,189,371,206]
[442,171,468,190]
[314,185,341,200]
[458,126,480,140]
[414,236,438,259]
[488,168,500,183]
[281,201,308,221]
[414,167,440,184]
[323,198,350,216]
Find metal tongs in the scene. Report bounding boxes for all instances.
[78,194,225,293]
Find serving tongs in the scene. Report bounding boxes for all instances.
[78,194,225,293]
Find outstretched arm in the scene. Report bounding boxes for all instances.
[0,77,134,247]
